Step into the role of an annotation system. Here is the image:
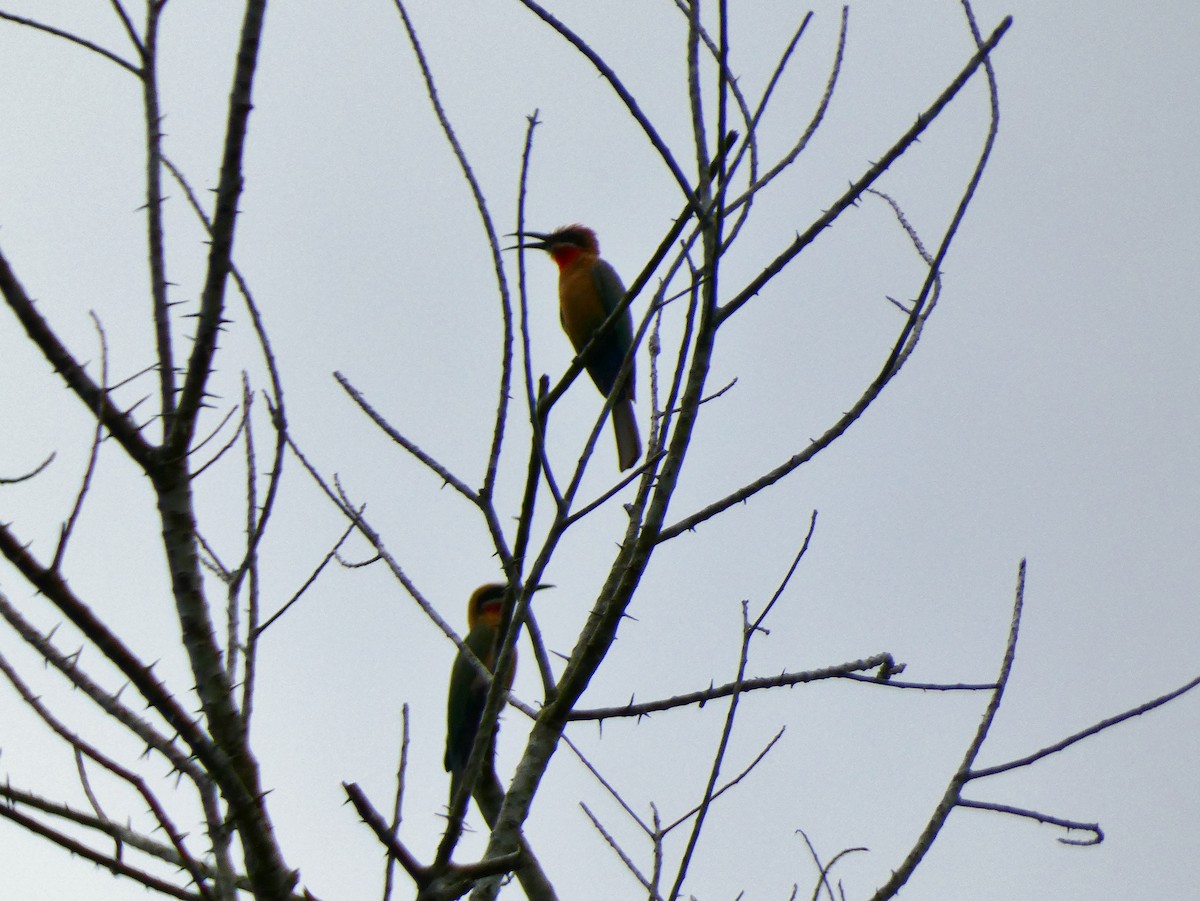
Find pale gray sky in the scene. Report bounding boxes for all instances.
[0,2,1197,899]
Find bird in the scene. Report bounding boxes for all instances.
[444,584,511,801]
[518,225,642,471]
[444,583,548,801]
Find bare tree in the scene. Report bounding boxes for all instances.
[0,2,1194,900]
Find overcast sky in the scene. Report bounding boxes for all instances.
[1,2,1197,900]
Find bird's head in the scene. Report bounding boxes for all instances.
[512,224,599,268]
[465,582,552,629]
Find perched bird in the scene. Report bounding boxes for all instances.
[444,584,511,800]
[444,583,548,801]
[519,225,642,471]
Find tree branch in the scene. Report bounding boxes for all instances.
[168,0,267,456]
[868,560,1026,901]
[567,653,904,720]
[0,249,157,470]
[0,10,140,74]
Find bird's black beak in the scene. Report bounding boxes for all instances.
[506,230,552,252]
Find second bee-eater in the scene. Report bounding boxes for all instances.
[520,225,642,471]
[444,584,510,801]
[444,583,548,801]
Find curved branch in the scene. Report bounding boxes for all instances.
[660,14,1011,543]
[868,560,1025,901]
[389,0,516,508]
[958,799,1103,847]
[0,451,55,484]
[717,14,1011,322]
[0,11,140,74]
[727,7,845,220]
[796,831,869,901]
[514,0,701,216]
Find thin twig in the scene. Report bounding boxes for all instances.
[108,0,143,56]
[868,560,1026,901]
[141,2,174,436]
[52,313,109,571]
[187,404,245,480]
[580,803,657,895]
[969,671,1200,780]
[718,15,1009,322]
[728,8,846,217]
[0,11,140,74]
[514,0,701,216]
[560,732,652,837]
[382,704,411,901]
[0,249,157,470]
[668,511,813,899]
[685,0,710,188]
[659,16,1011,543]
[255,516,360,635]
[335,371,479,502]
[567,653,904,720]
[796,829,833,901]
[660,728,785,836]
[226,377,253,688]
[74,749,117,859]
[0,451,55,484]
[389,0,516,509]
[957,799,1103,846]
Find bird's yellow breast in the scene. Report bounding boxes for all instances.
[558,258,606,352]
